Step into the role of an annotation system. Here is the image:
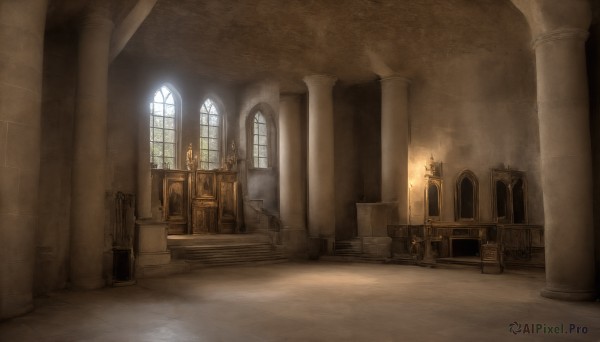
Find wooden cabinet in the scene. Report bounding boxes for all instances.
[192,200,218,234]
[157,169,239,235]
[192,171,239,234]
[161,170,191,235]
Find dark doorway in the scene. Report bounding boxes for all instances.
[459,177,474,219]
[452,239,479,257]
[513,179,526,223]
[496,181,508,219]
[428,183,439,217]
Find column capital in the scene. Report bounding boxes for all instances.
[380,75,411,85]
[511,0,591,43]
[532,28,589,49]
[303,74,337,90]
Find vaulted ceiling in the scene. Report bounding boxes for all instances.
[48,0,531,92]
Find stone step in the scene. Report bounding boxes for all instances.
[186,258,288,269]
[171,241,287,268]
[335,239,363,256]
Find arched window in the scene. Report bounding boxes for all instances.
[455,170,479,221]
[246,103,276,169]
[252,111,268,168]
[150,85,179,169]
[199,98,221,170]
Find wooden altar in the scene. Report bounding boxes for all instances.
[155,169,239,235]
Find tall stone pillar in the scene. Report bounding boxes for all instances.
[535,28,596,300]
[279,94,307,256]
[303,75,337,247]
[380,76,410,223]
[0,0,48,320]
[512,0,596,300]
[70,5,114,290]
[137,100,152,220]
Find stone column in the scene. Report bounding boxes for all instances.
[535,27,596,300]
[0,0,48,320]
[303,75,337,247]
[69,5,113,290]
[380,76,410,223]
[137,100,152,220]
[279,94,307,256]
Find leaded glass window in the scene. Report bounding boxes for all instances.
[199,99,220,170]
[253,112,268,168]
[150,85,177,169]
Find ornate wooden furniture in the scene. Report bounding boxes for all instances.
[190,170,239,234]
[155,169,239,235]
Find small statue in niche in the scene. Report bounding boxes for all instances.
[224,140,238,171]
[186,143,194,171]
[425,154,442,177]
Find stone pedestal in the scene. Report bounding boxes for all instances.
[362,237,392,259]
[136,222,171,266]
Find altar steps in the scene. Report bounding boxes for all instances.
[319,239,389,263]
[170,241,287,268]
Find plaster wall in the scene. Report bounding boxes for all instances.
[238,80,279,213]
[407,48,542,225]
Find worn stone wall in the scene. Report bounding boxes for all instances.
[237,80,279,213]
[407,46,542,225]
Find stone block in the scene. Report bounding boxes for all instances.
[18,168,39,215]
[0,167,20,214]
[137,251,171,266]
[136,222,168,253]
[362,237,392,258]
[356,202,393,237]
[6,122,40,171]
[281,228,307,258]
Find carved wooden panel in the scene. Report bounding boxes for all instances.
[218,179,238,233]
[195,171,216,199]
[163,171,189,234]
[192,200,218,234]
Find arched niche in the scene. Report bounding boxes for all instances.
[491,168,528,224]
[425,176,442,221]
[455,170,479,221]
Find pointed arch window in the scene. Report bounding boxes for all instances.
[253,112,269,168]
[199,98,221,170]
[455,170,479,221]
[150,85,179,169]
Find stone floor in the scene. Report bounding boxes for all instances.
[1,262,599,341]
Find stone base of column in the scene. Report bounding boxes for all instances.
[540,287,596,301]
[307,237,334,259]
[281,227,307,259]
[134,221,190,278]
